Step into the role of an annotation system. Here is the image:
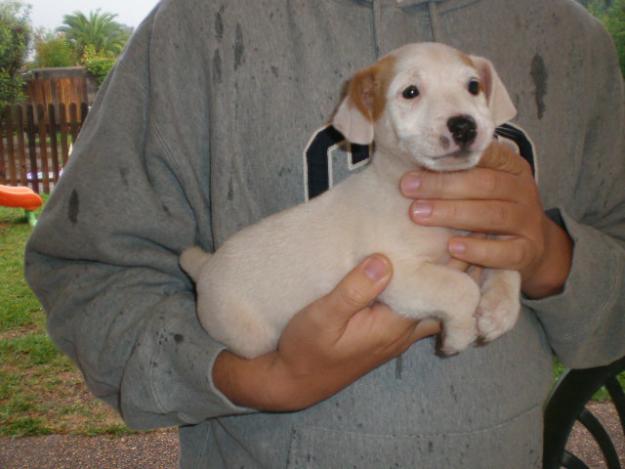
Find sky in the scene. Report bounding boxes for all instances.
[26,0,160,32]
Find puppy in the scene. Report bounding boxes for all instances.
[181,43,521,358]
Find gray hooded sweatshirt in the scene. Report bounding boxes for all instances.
[25,0,625,467]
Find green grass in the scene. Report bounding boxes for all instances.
[0,333,64,367]
[0,199,133,437]
[0,208,45,332]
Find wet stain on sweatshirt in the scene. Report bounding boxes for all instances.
[68,190,79,224]
[234,23,245,70]
[215,6,224,40]
[531,54,548,119]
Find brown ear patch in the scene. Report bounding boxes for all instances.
[473,58,493,99]
[458,51,475,68]
[347,55,397,122]
[459,51,487,95]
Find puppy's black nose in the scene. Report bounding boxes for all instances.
[447,115,477,147]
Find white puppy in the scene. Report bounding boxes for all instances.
[181,43,521,358]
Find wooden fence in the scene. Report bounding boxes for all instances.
[0,103,88,194]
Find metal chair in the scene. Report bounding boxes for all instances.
[543,355,625,469]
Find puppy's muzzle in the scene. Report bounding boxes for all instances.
[447,115,477,148]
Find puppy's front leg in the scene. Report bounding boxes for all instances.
[476,269,521,342]
[379,263,481,354]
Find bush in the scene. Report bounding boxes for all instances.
[81,45,114,85]
[84,55,114,85]
[34,32,76,68]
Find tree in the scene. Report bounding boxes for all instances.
[57,9,132,87]
[33,30,76,68]
[0,0,31,107]
[57,9,131,60]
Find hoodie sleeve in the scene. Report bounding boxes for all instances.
[523,21,625,369]
[24,1,251,429]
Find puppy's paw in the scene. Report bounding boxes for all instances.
[440,327,477,356]
[475,288,520,342]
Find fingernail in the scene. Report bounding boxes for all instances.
[363,256,388,281]
[401,174,421,194]
[411,201,432,218]
[449,241,466,255]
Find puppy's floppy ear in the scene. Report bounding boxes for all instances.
[332,56,395,145]
[470,55,517,125]
[332,68,377,144]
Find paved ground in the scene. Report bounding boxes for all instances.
[566,402,625,468]
[0,403,622,468]
[0,430,178,469]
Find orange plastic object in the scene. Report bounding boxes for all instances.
[0,184,43,211]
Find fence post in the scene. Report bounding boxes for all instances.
[37,104,50,193]
[48,104,60,183]
[80,102,88,125]
[0,107,6,184]
[15,106,27,186]
[26,105,39,194]
[59,103,69,166]
[69,103,79,144]
[5,106,17,186]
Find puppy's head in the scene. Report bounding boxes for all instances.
[332,43,516,171]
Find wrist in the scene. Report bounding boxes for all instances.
[212,349,283,410]
[522,217,573,299]
[212,349,363,412]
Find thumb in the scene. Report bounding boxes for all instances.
[322,254,393,323]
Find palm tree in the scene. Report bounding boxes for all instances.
[57,9,131,61]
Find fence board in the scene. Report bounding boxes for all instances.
[0,110,5,184]
[48,104,60,182]
[69,104,79,143]
[59,104,69,167]
[5,107,17,185]
[15,106,27,186]
[26,105,39,194]
[37,105,50,193]
[0,103,87,193]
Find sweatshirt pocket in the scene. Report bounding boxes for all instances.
[286,405,542,469]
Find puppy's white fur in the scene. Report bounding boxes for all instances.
[181,43,521,359]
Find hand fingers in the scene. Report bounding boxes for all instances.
[322,254,393,323]
[400,166,524,202]
[445,233,487,272]
[448,235,534,271]
[409,199,525,235]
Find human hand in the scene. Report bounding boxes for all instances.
[399,141,573,299]
[212,254,441,411]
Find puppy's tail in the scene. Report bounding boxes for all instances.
[180,246,212,281]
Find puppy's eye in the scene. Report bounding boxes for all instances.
[468,79,480,96]
[402,85,420,99]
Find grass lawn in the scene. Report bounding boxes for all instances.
[0,200,131,437]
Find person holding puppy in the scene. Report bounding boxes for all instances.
[25,0,625,467]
